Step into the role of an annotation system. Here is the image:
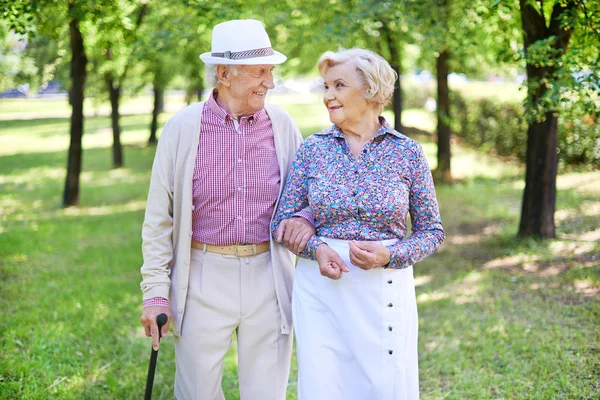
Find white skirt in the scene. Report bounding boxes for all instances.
[293,237,419,400]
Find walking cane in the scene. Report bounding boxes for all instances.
[144,313,168,400]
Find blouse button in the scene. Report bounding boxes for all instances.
[388,280,393,284]
[387,303,393,307]
[388,350,393,355]
[388,326,393,331]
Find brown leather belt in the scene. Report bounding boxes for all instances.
[191,240,270,257]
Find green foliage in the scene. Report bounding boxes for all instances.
[518,0,600,122]
[0,0,37,35]
[452,92,600,169]
[403,82,436,109]
[0,21,37,92]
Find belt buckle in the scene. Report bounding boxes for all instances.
[235,244,256,257]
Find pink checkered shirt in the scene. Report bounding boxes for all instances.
[143,92,281,309]
[192,92,281,245]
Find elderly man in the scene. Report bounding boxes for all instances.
[139,19,313,400]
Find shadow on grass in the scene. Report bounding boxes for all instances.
[1,114,156,139]
[0,143,156,176]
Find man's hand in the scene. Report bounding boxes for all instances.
[140,306,172,350]
[275,217,316,254]
[349,241,391,270]
[316,243,349,280]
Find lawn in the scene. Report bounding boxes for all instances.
[0,94,598,399]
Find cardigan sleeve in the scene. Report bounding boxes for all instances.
[139,118,177,300]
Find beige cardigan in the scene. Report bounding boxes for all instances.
[140,101,303,336]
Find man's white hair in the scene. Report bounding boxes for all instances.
[205,64,239,87]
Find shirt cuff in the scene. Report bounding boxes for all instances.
[292,210,316,227]
[298,235,325,260]
[142,297,169,308]
[387,243,409,269]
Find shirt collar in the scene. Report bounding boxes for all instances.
[207,89,266,123]
[315,116,402,139]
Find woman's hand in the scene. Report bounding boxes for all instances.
[349,241,391,270]
[316,243,349,280]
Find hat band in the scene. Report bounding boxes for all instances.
[211,47,274,60]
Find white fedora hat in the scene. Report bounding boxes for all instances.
[199,19,287,65]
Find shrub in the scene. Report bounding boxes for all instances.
[451,93,600,169]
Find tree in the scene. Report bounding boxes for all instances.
[64,5,88,207]
[517,0,600,238]
[94,0,148,168]
[136,3,206,144]
[410,0,523,183]
[5,0,113,206]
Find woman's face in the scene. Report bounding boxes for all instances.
[322,62,370,129]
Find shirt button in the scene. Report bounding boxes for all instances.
[237,159,242,163]
[238,187,243,191]
[388,350,393,355]
[388,303,393,307]
[182,284,187,290]
[188,231,193,237]
[184,259,190,265]
[388,326,393,331]
[237,216,242,220]
[388,280,393,284]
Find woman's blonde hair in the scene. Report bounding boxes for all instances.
[317,48,397,110]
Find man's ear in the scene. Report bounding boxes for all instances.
[217,65,231,87]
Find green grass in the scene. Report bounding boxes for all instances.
[1,94,599,399]
[0,93,188,116]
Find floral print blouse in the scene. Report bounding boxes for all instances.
[272,118,445,269]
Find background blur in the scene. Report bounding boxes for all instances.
[1,1,599,399]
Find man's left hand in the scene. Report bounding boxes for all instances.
[275,217,316,254]
[349,241,391,270]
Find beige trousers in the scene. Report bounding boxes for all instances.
[174,249,292,400]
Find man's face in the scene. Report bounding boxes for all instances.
[226,64,275,116]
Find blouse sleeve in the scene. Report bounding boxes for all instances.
[271,142,324,260]
[386,144,445,268]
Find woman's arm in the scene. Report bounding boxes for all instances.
[386,144,445,268]
[272,142,324,260]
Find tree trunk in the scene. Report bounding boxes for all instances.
[436,49,451,184]
[149,83,164,145]
[519,113,558,237]
[63,17,87,207]
[107,77,123,168]
[381,20,403,130]
[518,0,576,238]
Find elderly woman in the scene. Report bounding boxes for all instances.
[272,48,445,399]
